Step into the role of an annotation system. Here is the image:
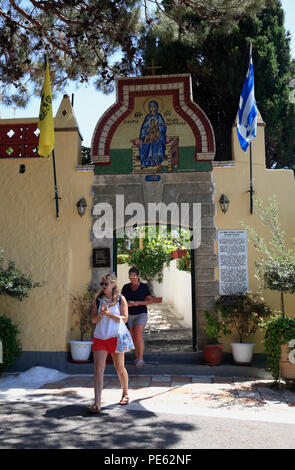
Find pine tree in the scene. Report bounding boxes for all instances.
[141,0,295,169]
[1,0,266,106]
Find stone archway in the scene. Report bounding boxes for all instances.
[90,74,218,351]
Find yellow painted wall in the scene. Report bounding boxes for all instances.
[213,111,295,353]
[0,96,93,352]
[1,96,294,358]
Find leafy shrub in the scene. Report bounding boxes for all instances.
[176,252,191,272]
[0,259,41,301]
[0,315,22,374]
[261,316,295,383]
[117,254,130,264]
[204,292,273,344]
[71,288,97,341]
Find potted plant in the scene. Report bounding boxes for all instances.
[203,308,232,365]
[171,247,187,260]
[260,316,295,383]
[242,196,295,377]
[214,292,273,365]
[69,288,96,362]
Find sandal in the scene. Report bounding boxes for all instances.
[119,395,130,406]
[87,403,101,414]
[135,359,144,368]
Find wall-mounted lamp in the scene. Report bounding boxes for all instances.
[219,194,230,214]
[76,197,87,217]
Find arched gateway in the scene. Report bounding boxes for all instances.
[90,74,218,350]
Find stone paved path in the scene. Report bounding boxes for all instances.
[1,374,295,449]
[144,303,192,352]
[2,374,294,424]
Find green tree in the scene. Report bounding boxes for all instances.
[0,249,41,301]
[241,196,295,317]
[1,0,266,106]
[141,0,295,169]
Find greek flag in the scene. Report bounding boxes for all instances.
[237,46,257,152]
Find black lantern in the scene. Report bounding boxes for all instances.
[219,194,230,214]
[76,197,87,217]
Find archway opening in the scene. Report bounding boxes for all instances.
[113,224,196,353]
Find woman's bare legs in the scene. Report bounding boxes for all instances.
[129,324,145,361]
[111,352,129,399]
[93,350,108,409]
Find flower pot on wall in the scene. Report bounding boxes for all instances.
[230,342,255,366]
[203,344,223,366]
[69,340,93,362]
[171,249,187,260]
[279,344,295,379]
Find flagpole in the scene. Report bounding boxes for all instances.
[43,54,60,218]
[249,41,254,215]
[249,143,254,214]
[52,149,60,218]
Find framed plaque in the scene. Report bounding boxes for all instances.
[92,248,111,268]
[217,230,249,295]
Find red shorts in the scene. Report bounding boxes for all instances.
[92,337,117,354]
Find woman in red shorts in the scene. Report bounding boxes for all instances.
[87,273,134,414]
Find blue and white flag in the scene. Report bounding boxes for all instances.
[237,46,258,152]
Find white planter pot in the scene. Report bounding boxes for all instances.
[230,342,255,365]
[69,340,93,362]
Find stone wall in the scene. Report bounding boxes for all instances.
[90,170,218,351]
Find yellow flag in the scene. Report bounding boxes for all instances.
[38,59,54,157]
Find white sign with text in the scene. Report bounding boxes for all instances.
[218,230,249,295]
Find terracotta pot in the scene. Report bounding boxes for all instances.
[203,344,223,366]
[171,249,187,260]
[280,344,295,379]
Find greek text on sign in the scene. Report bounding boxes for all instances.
[218,230,249,295]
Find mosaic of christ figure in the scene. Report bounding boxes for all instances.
[138,100,166,168]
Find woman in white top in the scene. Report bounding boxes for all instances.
[88,273,133,414]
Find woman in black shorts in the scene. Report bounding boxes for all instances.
[121,267,153,368]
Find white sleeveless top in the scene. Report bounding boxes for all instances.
[93,296,121,340]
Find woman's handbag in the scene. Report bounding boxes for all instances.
[115,317,134,353]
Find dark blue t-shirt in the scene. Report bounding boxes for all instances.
[121,282,151,315]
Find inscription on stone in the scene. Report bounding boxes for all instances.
[217,230,248,295]
[93,248,111,268]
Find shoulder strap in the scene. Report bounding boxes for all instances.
[96,296,101,310]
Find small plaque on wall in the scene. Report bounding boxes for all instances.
[93,248,111,268]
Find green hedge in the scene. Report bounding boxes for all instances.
[0,315,22,374]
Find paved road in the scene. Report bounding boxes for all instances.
[0,400,295,450]
[1,374,295,450]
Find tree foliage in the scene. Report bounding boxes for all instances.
[241,196,295,317]
[1,0,267,106]
[0,248,41,301]
[141,0,295,169]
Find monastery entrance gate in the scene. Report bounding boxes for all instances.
[90,74,218,351]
